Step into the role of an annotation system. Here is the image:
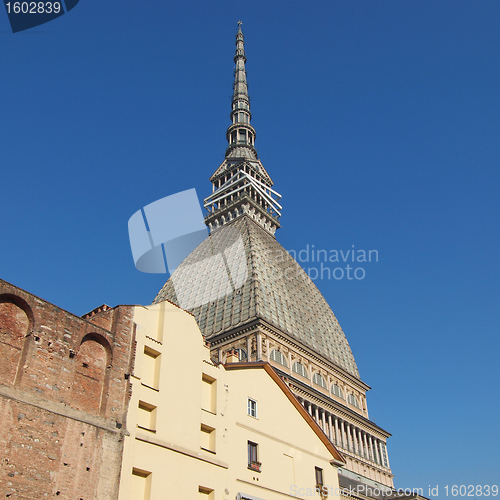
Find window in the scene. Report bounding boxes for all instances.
[348,394,360,408]
[201,374,217,414]
[247,398,257,418]
[381,443,388,468]
[292,361,307,378]
[312,373,326,389]
[270,349,288,367]
[248,441,261,472]
[199,486,214,499]
[331,383,344,399]
[137,401,157,432]
[315,466,324,487]
[131,468,152,500]
[142,346,161,390]
[201,424,216,453]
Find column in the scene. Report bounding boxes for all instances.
[328,414,334,442]
[357,429,363,456]
[307,401,313,416]
[340,419,346,449]
[314,406,320,426]
[322,410,327,432]
[373,438,381,465]
[368,435,375,462]
[379,441,385,467]
[334,416,340,446]
[363,433,369,460]
[346,423,353,452]
[352,426,359,456]
[256,333,262,360]
[246,336,251,361]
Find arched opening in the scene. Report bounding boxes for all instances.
[312,372,327,389]
[269,349,288,367]
[71,334,111,413]
[0,295,32,385]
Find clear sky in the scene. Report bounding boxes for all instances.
[1,0,499,495]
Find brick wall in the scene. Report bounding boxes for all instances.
[0,279,136,499]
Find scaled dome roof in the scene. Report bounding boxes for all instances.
[154,215,360,379]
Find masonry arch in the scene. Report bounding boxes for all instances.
[0,294,33,385]
[71,333,112,414]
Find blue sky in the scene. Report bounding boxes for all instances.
[1,0,499,494]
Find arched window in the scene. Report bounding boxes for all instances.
[292,361,307,378]
[331,383,344,399]
[312,373,326,389]
[348,393,360,408]
[269,349,288,367]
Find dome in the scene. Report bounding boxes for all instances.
[154,215,360,379]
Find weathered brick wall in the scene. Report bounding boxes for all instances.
[0,279,136,499]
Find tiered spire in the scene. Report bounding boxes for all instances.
[225,21,258,160]
[204,22,282,237]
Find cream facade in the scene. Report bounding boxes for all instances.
[118,300,345,500]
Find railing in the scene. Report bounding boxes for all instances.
[204,194,280,222]
[225,141,257,155]
[248,461,261,472]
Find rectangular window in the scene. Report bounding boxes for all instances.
[248,441,260,472]
[381,443,388,467]
[315,466,324,487]
[200,424,216,453]
[131,468,152,500]
[142,346,161,390]
[201,374,217,414]
[199,486,214,499]
[247,398,257,418]
[137,401,157,432]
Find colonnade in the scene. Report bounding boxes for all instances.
[298,397,389,469]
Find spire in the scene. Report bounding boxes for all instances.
[225,21,257,160]
[204,23,282,237]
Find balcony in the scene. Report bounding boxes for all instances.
[248,460,262,472]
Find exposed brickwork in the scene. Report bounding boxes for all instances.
[0,279,136,499]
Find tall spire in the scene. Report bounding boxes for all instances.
[226,21,257,160]
[204,22,282,237]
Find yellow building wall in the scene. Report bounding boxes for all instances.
[118,301,342,500]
